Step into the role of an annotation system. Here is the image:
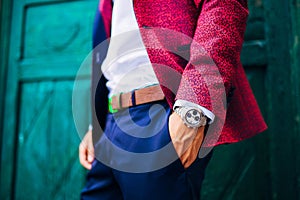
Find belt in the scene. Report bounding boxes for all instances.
[108,85,165,113]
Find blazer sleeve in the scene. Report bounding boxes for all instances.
[175,0,249,112]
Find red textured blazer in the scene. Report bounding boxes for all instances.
[93,0,267,147]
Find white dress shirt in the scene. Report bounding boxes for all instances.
[101,0,158,97]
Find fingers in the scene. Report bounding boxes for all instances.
[168,112,205,168]
[79,143,92,170]
[180,126,205,168]
[79,130,94,170]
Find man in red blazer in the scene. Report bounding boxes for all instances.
[79,0,267,199]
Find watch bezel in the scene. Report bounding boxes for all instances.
[175,106,207,128]
[184,108,203,128]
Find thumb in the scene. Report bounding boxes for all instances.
[87,143,94,163]
[87,154,94,162]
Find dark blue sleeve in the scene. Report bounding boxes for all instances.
[91,6,109,141]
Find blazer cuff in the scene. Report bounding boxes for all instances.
[173,99,215,124]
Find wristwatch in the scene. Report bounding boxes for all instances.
[174,106,207,128]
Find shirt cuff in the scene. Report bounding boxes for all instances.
[173,100,215,124]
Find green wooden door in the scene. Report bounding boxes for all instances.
[1,0,97,199]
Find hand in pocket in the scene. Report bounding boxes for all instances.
[168,112,205,168]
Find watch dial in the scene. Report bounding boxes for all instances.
[185,109,201,126]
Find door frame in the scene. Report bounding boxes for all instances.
[0,0,13,154]
[0,0,23,198]
[0,0,14,198]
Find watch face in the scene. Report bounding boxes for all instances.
[184,109,202,127]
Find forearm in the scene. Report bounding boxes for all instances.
[175,0,249,111]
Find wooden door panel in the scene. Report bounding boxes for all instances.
[24,1,95,59]
[245,0,265,41]
[15,81,90,199]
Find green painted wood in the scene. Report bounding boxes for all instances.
[14,81,90,199]
[290,1,300,197]
[24,1,95,59]
[1,0,24,198]
[241,41,267,67]
[0,0,13,187]
[19,56,91,81]
[245,0,265,41]
[1,0,97,199]
[202,142,256,199]
[264,0,300,199]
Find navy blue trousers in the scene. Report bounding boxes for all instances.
[81,101,213,200]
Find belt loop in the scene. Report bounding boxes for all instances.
[117,92,123,109]
[131,90,136,106]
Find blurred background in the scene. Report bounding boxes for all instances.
[0,0,299,199]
